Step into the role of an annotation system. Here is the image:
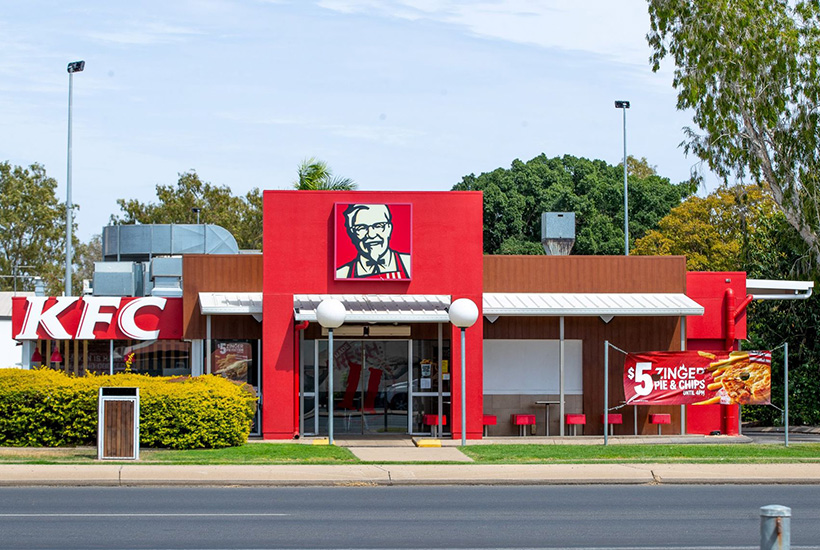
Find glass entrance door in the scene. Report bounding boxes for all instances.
[312,340,410,435]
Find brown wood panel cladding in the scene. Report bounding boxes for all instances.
[484,313,683,435]
[483,255,687,293]
[102,400,134,458]
[183,255,263,339]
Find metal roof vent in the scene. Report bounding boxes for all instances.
[102,224,239,262]
[541,212,575,255]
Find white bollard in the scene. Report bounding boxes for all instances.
[760,505,791,550]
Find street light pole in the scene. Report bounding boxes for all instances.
[615,100,630,256]
[316,299,346,446]
[65,60,85,296]
[448,298,479,446]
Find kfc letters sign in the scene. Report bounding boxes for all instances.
[12,296,183,340]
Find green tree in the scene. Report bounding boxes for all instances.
[293,158,357,190]
[633,185,779,271]
[647,0,820,266]
[452,154,695,255]
[112,171,262,250]
[74,234,102,291]
[632,181,819,424]
[0,162,69,295]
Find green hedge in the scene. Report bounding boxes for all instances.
[0,369,257,449]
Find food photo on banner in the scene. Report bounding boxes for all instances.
[624,350,772,406]
[334,203,412,280]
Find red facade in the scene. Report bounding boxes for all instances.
[262,191,484,439]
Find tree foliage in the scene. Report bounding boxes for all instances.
[452,154,695,255]
[112,171,263,250]
[633,185,787,271]
[647,0,820,266]
[0,162,69,295]
[293,158,357,190]
[633,182,819,425]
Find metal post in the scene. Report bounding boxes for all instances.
[437,323,443,438]
[784,342,789,448]
[604,340,609,446]
[760,505,791,550]
[460,327,466,447]
[622,106,629,255]
[328,328,334,445]
[65,71,75,296]
[206,315,212,374]
[559,316,565,437]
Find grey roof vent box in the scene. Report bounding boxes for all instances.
[541,212,575,256]
[102,224,239,262]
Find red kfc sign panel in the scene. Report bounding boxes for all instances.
[334,203,412,281]
[624,350,771,406]
[12,296,183,340]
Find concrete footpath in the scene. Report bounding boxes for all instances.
[1,433,818,487]
[2,462,820,486]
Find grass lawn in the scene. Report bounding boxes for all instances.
[1,442,819,465]
[0,444,358,465]
[461,443,820,464]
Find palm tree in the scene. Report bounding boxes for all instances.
[293,158,357,190]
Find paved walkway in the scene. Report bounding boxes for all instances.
[1,432,816,487]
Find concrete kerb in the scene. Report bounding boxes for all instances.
[4,463,820,487]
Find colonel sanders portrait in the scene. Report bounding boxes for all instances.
[336,204,411,280]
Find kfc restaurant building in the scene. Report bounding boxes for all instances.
[14,190,801,440]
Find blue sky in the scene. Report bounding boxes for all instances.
[1,0,718,242]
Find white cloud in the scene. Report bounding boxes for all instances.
[317,0,651,66]
[85,21,204,45]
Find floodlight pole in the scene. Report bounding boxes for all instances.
[604,340,609,446]
[784,342,789,447]
[615,100,630,255]
[65,60,85,296]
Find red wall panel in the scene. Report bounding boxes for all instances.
[262,191,484,439]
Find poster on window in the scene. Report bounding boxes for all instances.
[211,342,252,383]
[624,350,771,405]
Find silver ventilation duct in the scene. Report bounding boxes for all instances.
[541,212,575,255]
[102,224,239,262]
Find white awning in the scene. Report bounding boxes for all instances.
[482,293,704,317]
[747,279,814,300]
[294,294,451,323]
[199,292,262,322]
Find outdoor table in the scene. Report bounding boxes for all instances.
[534,400,562,436]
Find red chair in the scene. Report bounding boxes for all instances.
[511,414,536,436]
[600,413,623,436]
[565,414,586,436]
[482,414,497,437]
[649,413,672,435]
[423,414,447,437]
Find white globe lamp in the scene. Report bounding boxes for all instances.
[448,298,478,446]
[316,299,346,444]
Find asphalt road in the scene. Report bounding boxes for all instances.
[0,485,818,550]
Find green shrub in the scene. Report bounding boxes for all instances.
[0,369,256,449]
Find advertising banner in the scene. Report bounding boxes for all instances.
[624,350,772,405]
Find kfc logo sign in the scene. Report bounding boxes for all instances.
[13,296,183,340]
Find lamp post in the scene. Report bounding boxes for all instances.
[192,207,201,225]
[316,298,346,445]
[615,100,630,256]
[448,298,479,446]
[65,60,85,296]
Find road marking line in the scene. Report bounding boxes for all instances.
[0,513,289,517]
